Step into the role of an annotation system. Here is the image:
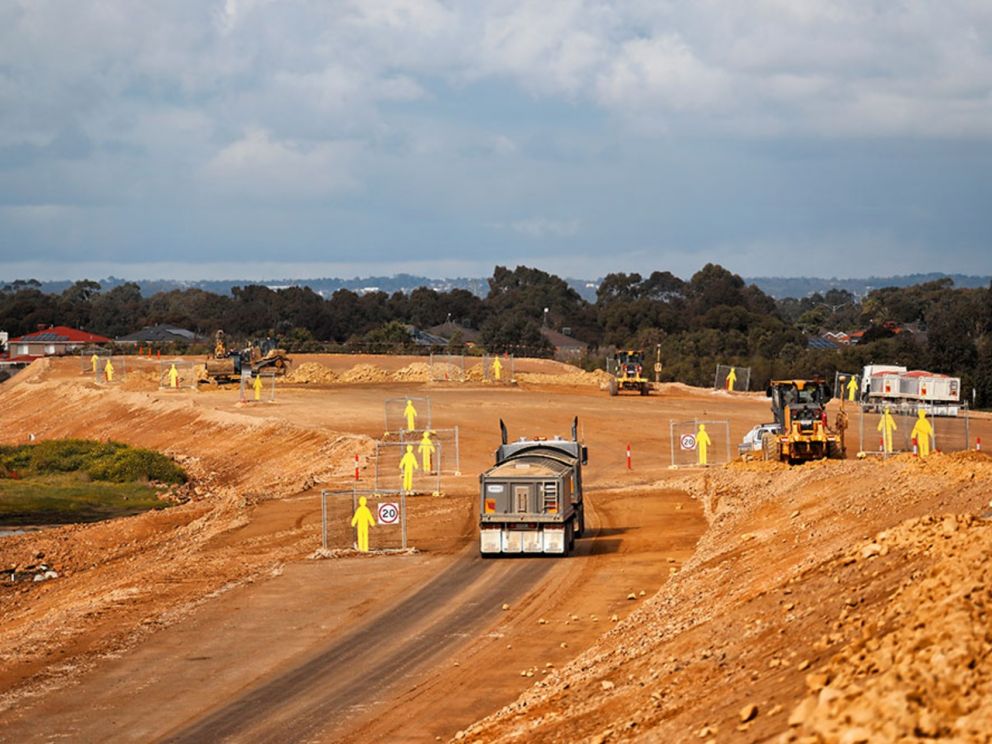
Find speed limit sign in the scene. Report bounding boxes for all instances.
[680,434,697,451]
[377,502,400,525]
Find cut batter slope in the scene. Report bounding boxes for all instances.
[461,453,992,742]
[0,361,368,708]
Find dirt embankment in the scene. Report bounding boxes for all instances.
[461,452,992,742]
[0,361,369,707]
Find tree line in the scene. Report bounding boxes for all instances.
[2,265,991,406]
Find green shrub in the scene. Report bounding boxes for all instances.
[86,447,187,484]
[0,439,186,484]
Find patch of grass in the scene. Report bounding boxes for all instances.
[0,474,168,526]
[0,439,187,484]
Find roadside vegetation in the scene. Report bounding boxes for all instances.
[0,439,186,525]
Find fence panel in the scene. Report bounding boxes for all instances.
[373,440,443,495]
[321,488,408,551]
[384,396,432,434]
[834,371,862,402]
[669,419,731,467]
[714,364,750,393]
[93,355,127,384]
[391,426,461,475]
[238,369,277,402]
[429,353,466,382]
[857,406,971,456]
[158,360,198,390]
[478,354,514,383]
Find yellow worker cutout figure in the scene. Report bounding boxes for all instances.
[403,399,418,431]
[168,363,179,389]
[846,375,858,402]
[104,359,114,382]
[877,406,898,453]
[400,444,419,492]
[911,409,935,458]
[725,367,737,391]
[350,495,376,552]
[253,374,263,401]
[419,430,436,472]
[696,423,712,466]
[492,356,503,382]
[90,353,99,373]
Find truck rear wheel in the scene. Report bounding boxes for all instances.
[762,432,781,462]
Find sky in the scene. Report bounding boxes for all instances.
[1,0,992,282]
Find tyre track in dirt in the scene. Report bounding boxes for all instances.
[163,551,556,743]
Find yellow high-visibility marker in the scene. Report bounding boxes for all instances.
[350,495,376,552]
[492,357,502,382]
[725,367,737,391]
[399,444,419,492]
[91,353,99,373]
[911,409,934,457]
[877,407,897,453]
[846,376,858,401]
[104,359,114,382]
[419,431,436,472]
[696,423,712,466]
[404,399,418,431]
[253,374,263,401]
[168,363,179,389]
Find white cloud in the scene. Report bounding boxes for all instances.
[497,218,581,238]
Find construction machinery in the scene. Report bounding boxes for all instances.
[761,378,845,463]
[202,330,291,383]
[608,349,651,396]
[479,418,587,556]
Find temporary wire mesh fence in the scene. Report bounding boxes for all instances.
[857,405,972,457]
[384,396,432,435]
[834,371,862,402]
[373,440,443,494]
[93,355,127,384]
[79,347,108,374]
[158,359,198,390]
[320,488,408,551]
[238,370,278,403]
[714,364,750,393]
[389,426,461,475]
[429,353,466,382]
[669,419,732,467]
[480,354,514,383]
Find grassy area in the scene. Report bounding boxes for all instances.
[0,474,168,525]
[0,439,187,526]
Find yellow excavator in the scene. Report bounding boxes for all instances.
[761,378,845,463]
[203,330,291,383]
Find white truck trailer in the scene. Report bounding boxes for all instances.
[861,365,961,415]
[479,418,587,556]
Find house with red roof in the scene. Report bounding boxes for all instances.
[5,326,111,359]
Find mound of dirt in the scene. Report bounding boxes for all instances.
[339,363,390,383]
[516,368,614,387]
[429,362,465,381]
[392,362,433,382]
[283,362,338,385]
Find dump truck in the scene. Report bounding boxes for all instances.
[203,331,291,383]
[608,349,651,396]
[762,378,845,463]
[479,418,587,556]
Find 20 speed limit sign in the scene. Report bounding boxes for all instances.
[377,502,400,524]
[680,434,697,451]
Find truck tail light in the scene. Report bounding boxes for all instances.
[484,498,496,514]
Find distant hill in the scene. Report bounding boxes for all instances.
[5,272,988,302]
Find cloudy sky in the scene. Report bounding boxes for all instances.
[2,0,991,281]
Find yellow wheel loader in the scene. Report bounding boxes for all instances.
[761,378,845,463]
[608,350,652,396]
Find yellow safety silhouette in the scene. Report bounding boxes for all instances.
[696,423,712,466]
[846,376,858,402]
[725,367,737,391]
[403,399,418,431]
[492,357,503,382]
[90,353,99,373]
[104,359,115,382]
[253,374,263,401]
[168,363,179,389]
[419,430,436,472]
[350,495,376,552]
[911,409,934,458]
[877,407,898,453]
[399,443,419,492]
